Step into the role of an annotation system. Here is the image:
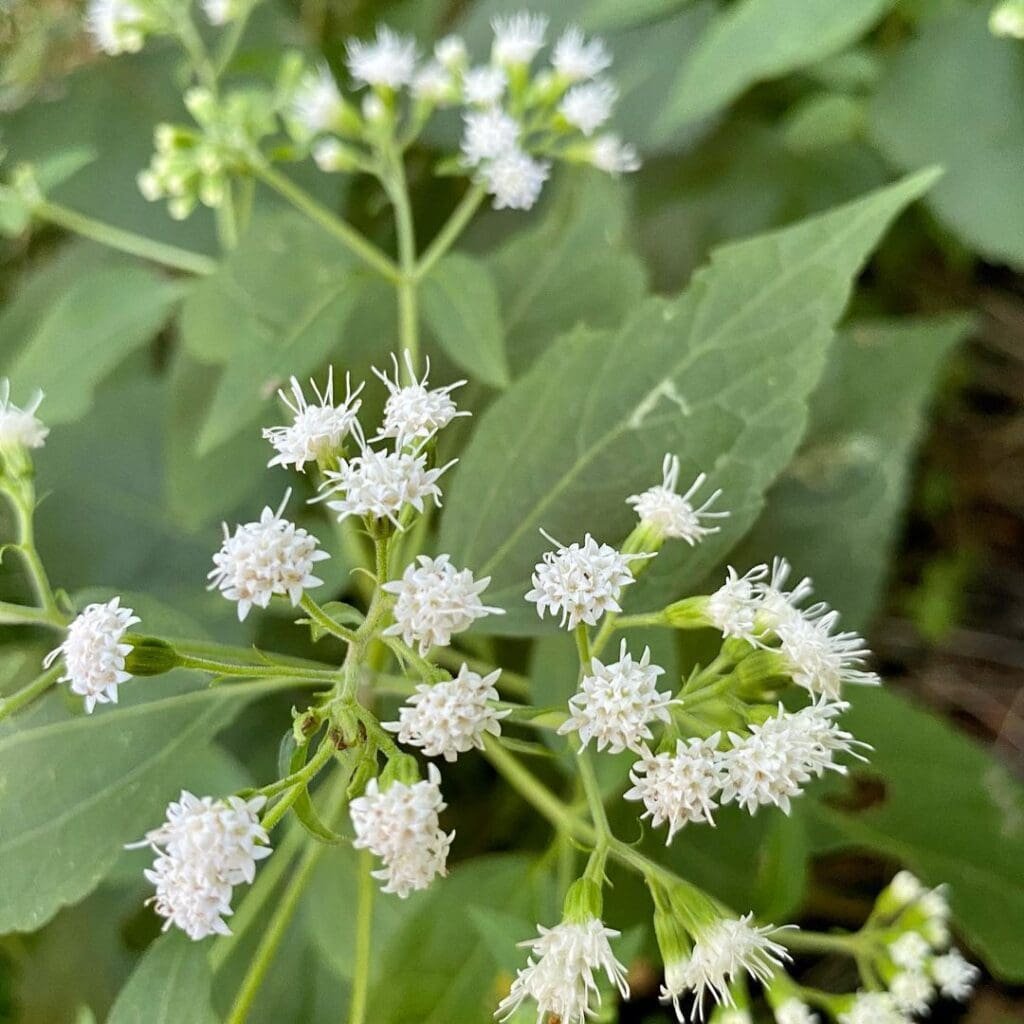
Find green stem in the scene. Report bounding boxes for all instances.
[414,183,487,281]
[176,653,339,683]
[215,183,239,251]
[0,600,64,628]
[34,200,217,274]
[383,157,420,378]
[574,623,592,668]
[576,747,611,841]
[782,929,862,957]
[214,4,253,74]
[252,162,400,282]
[0,664,62,721]
[348,850,375,1024]
[299,594,358,644]
[260,738,339,832]
[0,477,62,620]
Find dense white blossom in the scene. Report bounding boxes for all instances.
[775,998,819,1024]
[313,137,353,172]
[627,455,728,544]
[0,379,48,450]
[931,949,979,1001]
[753,557,814,630]
[350,764,452,897]
[86,0,148,55]
[208,494,329,620]
[496,918,629,1024]
[560,81,617,136]
[552,26,612,81]
[263,367,363,471]
[560,640,672,754]
[482,148,550,210]
[891,971,935,1015]
[461,65,507,106]
[435,34,467,69]
[461,107,520,166]
[290,64,346,137]
[412,61,453,102]
[491,11,548,66]
[838,992,909,1024]
[346,26,417,89]
[382,554,503,654]
[526,531,649,629]
[706,565,769,643]
[384,665,508,761]
[201,0,244,25]
[920,885,951,947]
[625,735,725,840]
[591,134,641,174]
[991,1,1024,38]
[889,931,931,971]
[44,598,139,713]
[320,447,452,528]
[372,352,467,444]
[889,870,927,908]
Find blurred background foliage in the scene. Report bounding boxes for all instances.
[0,0,1022,1022]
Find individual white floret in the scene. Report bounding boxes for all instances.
[627,454,728,544]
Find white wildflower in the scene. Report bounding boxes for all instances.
[838,992,909,1024]
[591,133,641,174]
[753,557,814,630]
[891,971,935,1015]
[627,455,728,544]
[525,531,650,630]
[706,564,769,643]
[349,763,452,897]
[889,931,931,971]
[889,870,926,908]
[143,853,233,940]
[291,64,346,137]
[491,11,548,66]
[483,148,550,210]
[559,640,672,754]
[552,25,612,81]
[461,65,508,106]
[560,80,617,136]
[384,665,508,761]
[931,949,979,1001]
[86,0,148,55]
[313,137,355,173]
[496,918,629,1024]
[372,352,467,444]
[0,379,48,450]
[44,597,139,713]
[208,493,329,620]
[625,735,724,841]
[991,1,1024,39]
[776,998,819,1024]
[346,26,417,89]
[381,554,503,654]
[263,367,363,471]
[461,107,520,166]
[201,0,244,25]
[435,34,467,69]
[412,61,453,103]
[920,885,951,947]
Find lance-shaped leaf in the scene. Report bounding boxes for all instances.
[439,171,938,633]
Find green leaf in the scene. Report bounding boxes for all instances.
[782,93,866,153]
[735,315,972,631]
[809,689,1024,982]
[869,7,1024,268]
[107,933,217,1024]
[659,0,892,129]
[420,253,509,388]
[0,679,296,933]
[5,266,183,425]
[440,171,939,633]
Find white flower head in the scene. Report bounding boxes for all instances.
[319,446,453,529]
[491,11,548,66]
[525,530,651,630]
[143,853,233,940]
[381,553,503,654]
[625,734,725,841]
[483,148,550,210]
[350,763,452,897]
[889,931,931,971]
[313,137,356,173]
[931,949,979,1001]
[412,61,453,103]
[208,492,329,620]
[372,352,467,444]
[838,992,909,1024]
[591,133,641,174]
[560,80,618,136]
[627,455,729,544]
[384,665,508,761]
[552,25,612,82]
[889,870,926,908]
[461,107,520,166]
[559,640,673,754]
[461,65,508,106]
[920,884,951,946]
[775,998,819,1024]
[435,34,468,69]
[44,597,139,713]
[991,1,1024,39]
[201,0,245,26]
[346,26,418,89]
[890,971,934,1015]
[706,564,770,643]
[753,557,815,630]
[496,917,629,1024]
[86,0,148,55]
[263,367,363,471]
[291,64,346,137]
[0,379,48,450]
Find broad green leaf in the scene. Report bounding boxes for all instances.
[809,689,1024,981]
[440,172,938,633]
[869,7,1024,269]
[735,315,971,631]
[0,679,297,932]
[782,93,866,153]
[421,253,509,388]
[5,266,183,424]
[488,171,646,374]
[659,0,892,129]
[107,933,217,1024]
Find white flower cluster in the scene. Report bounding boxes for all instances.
[775,998,818,1024]
[44,597,139,713]
[86,0,150,55]
[130,791,271,940]
[559,640,673,754]
[627,454,728,544]
[382,554,503,654]
[662,915,790,1022]
[208,493,329,620]
[496,917,629,1024]
[384,665,508,762]
[373,354,467,446]
[349,764,452,897]
[0,379,48,450]
[707,558,880,699]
